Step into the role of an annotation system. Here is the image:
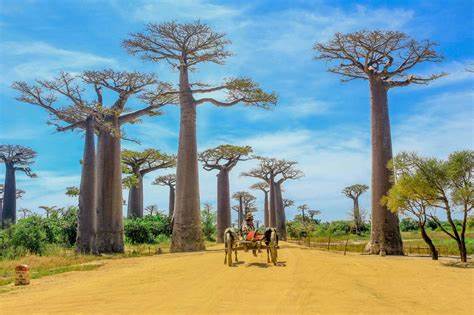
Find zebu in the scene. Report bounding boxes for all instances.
[224,227,279,267]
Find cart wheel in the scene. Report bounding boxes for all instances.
[227,247,233,266]
[270,245,278,265]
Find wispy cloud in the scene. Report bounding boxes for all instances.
[0,41,116,84]
[113,0,243,23]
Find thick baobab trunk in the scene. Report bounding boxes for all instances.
[216,169,230,243]
[76,117,97,254]
[96,118,124,253]
[171,66,205,252]
[274,183,287,240]
[269,179,277,227]
[353,198,362,234]
[263,191,269,227]
[419,223,438,260]
[168,185,175,218]
[127,173,143,218]
[2,163,16,228]
[366,77,403,255]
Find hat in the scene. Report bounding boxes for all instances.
[245,212,254,220]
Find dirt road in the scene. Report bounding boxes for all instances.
[1,242,472,314]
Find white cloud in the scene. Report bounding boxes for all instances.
[0,41,116,83]
[115,0,243,22]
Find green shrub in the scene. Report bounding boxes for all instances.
[124,214,172,244]
[11,215,48,255]
[400,217,419,232]
[60,206,78,246]
[201,205,216,242]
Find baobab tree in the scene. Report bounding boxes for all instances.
[308,209,321,223]
[297,204,310,222]
[232,191,257,230]
[152,174,176,217]
[145,205,160,216]
[283,199,294,211]
[314,31,444,255]
[13,71,176,253]
[18,207,31,219]
[250,182,270,226]
[199,145,253,242]
[244,158,302,240]
[0,186,25,224]
[122,149,176,218]
[242,158,281,228]
[124,21,277,252]
[0,145,36,228]
[342,184,369,234]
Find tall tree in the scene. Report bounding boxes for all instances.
[250,182,270,227]
[122,149,176,218]
[232,191,256,230]
[13,71,175,253]
[314,31,444,255]
[297,204,309,222]
[145,205,160,216]
[199,145,253,242]
[124,21,277,252]
[242,158,285,228]
[0,145,36,228]
[342,184,369,234]
[274,164,303,240]
[0,185,25,224]
[152,174,176,218]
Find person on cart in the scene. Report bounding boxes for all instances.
[241,212,264,241]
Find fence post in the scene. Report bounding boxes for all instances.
[327,233,332,251]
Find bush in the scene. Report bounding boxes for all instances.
[11,215,48,255]
[201,205,216,242]
[124,214,171,244]
[60,206,78,246]
[400,217,419,232]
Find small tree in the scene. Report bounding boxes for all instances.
[65,186,80,198]
[250,182,270,227]
[0,145,36,227]
[382,170,438,260]
[386,151,473,262]
[315,31,444,255]
[199,145,252,242]
[342,184,369,234]
[201,203,216,241]
[122,149,176,218]
[152,174,176,218]
[124,21,277,252]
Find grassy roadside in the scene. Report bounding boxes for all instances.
[289,231,474,257]
[0,240,221,289]
[0,243,170,289]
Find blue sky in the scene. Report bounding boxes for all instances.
[0,0,473,222]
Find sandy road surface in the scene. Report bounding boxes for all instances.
[1,242,473,314]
